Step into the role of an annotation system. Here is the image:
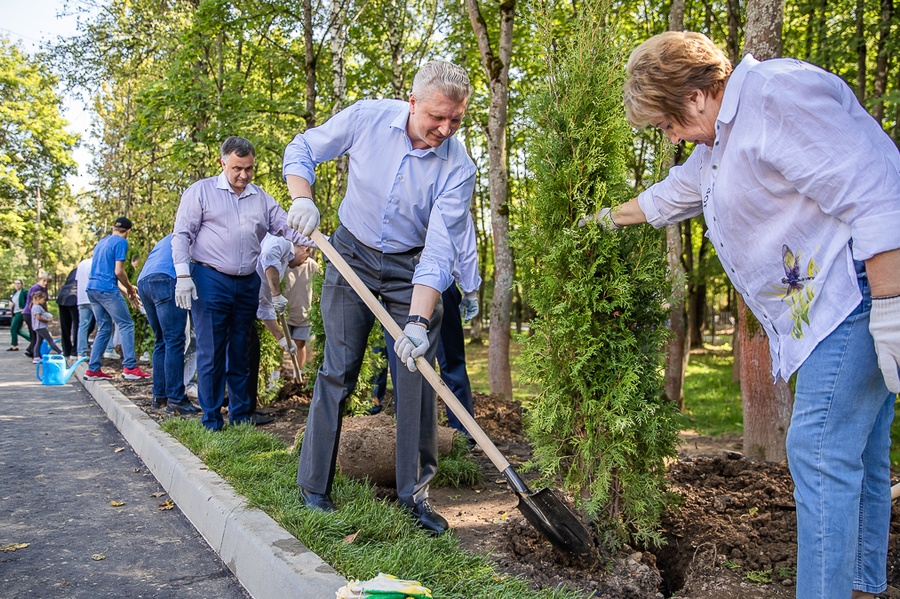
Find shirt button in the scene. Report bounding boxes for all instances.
[712,165,718,170]
[398,175,404,181]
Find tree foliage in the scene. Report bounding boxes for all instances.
[516,1,679,549]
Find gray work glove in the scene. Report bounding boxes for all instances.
[287,196,320,237]
[869,296,900,393]
[395,322,429,372]
[577,207,621,230]
[460,291,479,322]
[175,276,198,310]
[271,294,289,315]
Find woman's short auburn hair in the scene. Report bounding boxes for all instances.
[623,31,732,128]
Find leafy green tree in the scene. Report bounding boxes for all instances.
[516,1,679,549]
[0,38,81,285]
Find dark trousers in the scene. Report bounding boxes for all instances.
[247,323,260,414]
[297,226,443,506]
[57,304,79,358]
[24,315,37,356]
[190,263,259,431]
[379,284,474,435]
[138,275,187,403]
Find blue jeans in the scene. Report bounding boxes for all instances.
[138,275,187,402]
[86,290,136,371]
[77,304,95,357]
[786,262,894,598]
[190,264,259,431]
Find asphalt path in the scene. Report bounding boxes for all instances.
[0,337,250,599]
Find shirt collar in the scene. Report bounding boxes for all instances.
[717,54,760,125]
[389,107,450,160]
[216,171,258,198]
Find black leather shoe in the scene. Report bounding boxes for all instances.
[152,396,167,410]
[249,412,274,425]
[410,499,449,535]
[299,488,336,513]
[166,398,200,415]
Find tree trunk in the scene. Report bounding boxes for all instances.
[303,0,317,130]
[740,0,792,463]
[855,0,867,104]
[466,0,516,400]
[872,0,893,124]
[329,0,349,198]
[738,298,791,461]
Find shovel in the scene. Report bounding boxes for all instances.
[309,229,596,558]
[278,312,303,382]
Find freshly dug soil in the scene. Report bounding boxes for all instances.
[111,366,900,598]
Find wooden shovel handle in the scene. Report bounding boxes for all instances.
[278,313,303,381]
[309,229,512,473]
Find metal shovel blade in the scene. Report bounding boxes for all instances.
[503,467,596,558]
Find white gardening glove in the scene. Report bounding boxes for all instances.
[175,276,198,310]
[287,196,320,237]
[271,294,289,315]
[277,336,297,355]
[460,291,479,322]
[869,296,900,393]
[577,207,621,230]
[394,322,429,372]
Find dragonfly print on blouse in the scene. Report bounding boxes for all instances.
[777,244,819,339]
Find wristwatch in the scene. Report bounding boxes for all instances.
[406,315,430,328]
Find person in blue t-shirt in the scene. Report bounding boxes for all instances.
[136,234,200,415]
[82,216,151,381]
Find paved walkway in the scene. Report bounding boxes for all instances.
[0,339,344,599]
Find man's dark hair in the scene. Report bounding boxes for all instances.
[221,136,256,160]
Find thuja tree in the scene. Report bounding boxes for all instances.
[516,1,679,550]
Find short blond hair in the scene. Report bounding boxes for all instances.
[623,31,732,128]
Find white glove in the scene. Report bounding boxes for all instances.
[869,296,900,393]
[271,294,289,315]
[287,197,320,237]
[460,291,479,322]
[394,322,429,372]
[175,276,198,310]
[577,207,620,230]
[278,336,297,355]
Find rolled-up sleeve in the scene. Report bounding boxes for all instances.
[637,152,705,228]
[283,102,360,184]
[412,166,476,291]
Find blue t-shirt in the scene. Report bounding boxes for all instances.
[137,235,176,283]
[87,234,129,293]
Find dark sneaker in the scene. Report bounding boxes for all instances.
[366,398,383,415]
[166,399,200,415]
[299,488,337,513]
[84,369,113,381]
[152,397,167,410]
[249,412,274,425]
[122,366,151,380]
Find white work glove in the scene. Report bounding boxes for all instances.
[460,291,479,322]
[287,196,320,237]
[577,207,621,230]
[278,336,297,355]
[869,296,900,393]
[271,294,289,315]
[175,276,198,310]
[394,322,429,372]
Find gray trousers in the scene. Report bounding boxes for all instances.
[297,226,443,507]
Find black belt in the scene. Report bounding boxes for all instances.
[192,260,253,278]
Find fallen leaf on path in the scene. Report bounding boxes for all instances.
[342,531,360,544]
[114,447,124,453]
[133,468,141,473]
[110,501,125,507]
[150,492,166,498]
[0,543,29,552]
[91,552,106,561]
[158,500,175,510]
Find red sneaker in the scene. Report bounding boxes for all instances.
[122,366,151,380]
[84,369,113,381]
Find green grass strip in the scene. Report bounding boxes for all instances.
[161,418,586,599]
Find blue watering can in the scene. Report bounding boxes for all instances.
[36,354,87,385]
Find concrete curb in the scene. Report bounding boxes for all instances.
[76,363,347,599]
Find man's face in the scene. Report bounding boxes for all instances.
[221,152,255,194]
[288,245,313,268]
[407,91,467,150]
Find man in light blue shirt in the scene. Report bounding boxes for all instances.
[283,60,476,534]
[171,136,309,432]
